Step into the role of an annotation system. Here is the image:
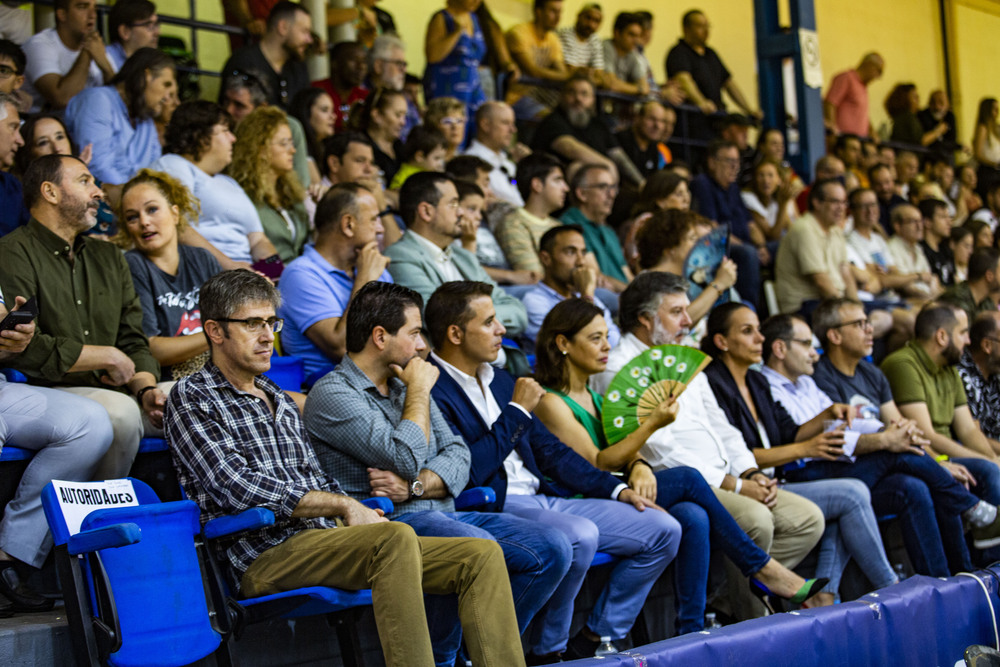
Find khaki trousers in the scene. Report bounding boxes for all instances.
[711,487,825,620]
[241,522,526,667]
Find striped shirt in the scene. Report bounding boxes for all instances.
[557,27,604,70]
[165,362,342,581]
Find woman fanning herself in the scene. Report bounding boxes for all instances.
[117,169,223,382]
[533,298,827,632]
[701,303,898,606]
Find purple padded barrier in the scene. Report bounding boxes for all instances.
[563,569,1000,667]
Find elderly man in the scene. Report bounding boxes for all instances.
[530,75,644,188]
[222,1,312,110]
[106,0,160,71]
[165,271,525,667]
[824,53,884,138]
[918,90,959,156]
[959,311,1000,441]
[0,155,167,480]
[427,281,676,662]
[367,34,420,141]
[846,187,924,299]
[886,203,941,298]
[560,163,631,290]
[0,91,26,235]
[21,0,115,112]
[464,101,526,207]
[304,280,569,666]
[384,172,527,336]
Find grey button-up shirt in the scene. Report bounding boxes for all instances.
[304,355,470,519]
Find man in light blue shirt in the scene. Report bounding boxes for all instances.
[278,184,391,380]
[522,225,619,344]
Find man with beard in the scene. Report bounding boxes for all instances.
[918,90,959,158]
[384,172,527,336]
[868,163,908,236]
[222,1,313,110]
[882,301,1000,462]
[0,154,166,482]
[531,75,644,188]
[313,41,368,133]
[557,3,606,76]
[959,311,1000,442]
[942,248,1000,323]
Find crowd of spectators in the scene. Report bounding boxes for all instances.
[2,1,1000,664]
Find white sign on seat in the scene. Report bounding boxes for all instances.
[52,479,139,535]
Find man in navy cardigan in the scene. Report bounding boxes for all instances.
[426,281,680,664]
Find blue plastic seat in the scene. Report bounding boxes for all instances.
[41,478,389,667]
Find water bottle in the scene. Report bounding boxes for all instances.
[893,563,908,582]
[594,636,617,657]
[705,612,723,629]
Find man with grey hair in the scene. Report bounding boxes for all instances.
[367,34,419,141]
[959,310,1000,441]
[165,270,525,667]
[0,91,27,234]
[592,271,825,620]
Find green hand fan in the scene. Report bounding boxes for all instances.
[602,345,711,445]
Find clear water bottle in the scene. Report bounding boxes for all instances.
[594,636,617,657]
[705,612,723,629]
[893,563,908,582]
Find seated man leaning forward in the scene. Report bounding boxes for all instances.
[164,269,525,667]
[426,281,678,662]
[304,280,573,665]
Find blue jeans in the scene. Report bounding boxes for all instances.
[955,457,1000,565]
[653,467,770,635]
[0,381,112,567]
[783,479,897,593]
[871,473,954,576]
[395,509,572,667]
[503,493,680,654]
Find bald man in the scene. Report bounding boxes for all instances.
[824,53,884,138]
[464,101,528,207]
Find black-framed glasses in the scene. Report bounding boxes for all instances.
[214,317,284,333]
[834,317,872,331]
[131,18,160,29]
[786,337,814,347]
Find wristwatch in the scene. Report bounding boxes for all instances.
[410,479,424,498]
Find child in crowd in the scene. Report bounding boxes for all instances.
[388,124,448,189]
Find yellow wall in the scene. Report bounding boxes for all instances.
[951,0,1000,144]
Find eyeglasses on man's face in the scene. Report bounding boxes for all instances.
[214,317,284,333]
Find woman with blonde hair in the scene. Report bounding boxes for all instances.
[425,96,468,160]
[117,169,223,381]
[229,106,309,262]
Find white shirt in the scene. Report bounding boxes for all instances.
[591,333,757,487]
[887,236,934,295]
[410,231,464,282]
[22,28,112,112]
[464,140,525,208]
[431,353,541,496]
[848,229,895,270]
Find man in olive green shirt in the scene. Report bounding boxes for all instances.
[881,301,1000,464]
[941,247,1000,324]
[0,155,165,479]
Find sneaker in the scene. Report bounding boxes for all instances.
[0,561,54,613]
[971,512,1000,549]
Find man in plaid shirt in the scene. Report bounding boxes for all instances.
[164,269,525,667]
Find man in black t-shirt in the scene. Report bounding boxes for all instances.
[919,198,956,286]
[614,100,674,177]
[530,75,644,188]
[222,2,312,110]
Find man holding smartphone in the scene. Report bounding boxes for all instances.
[0,292,112,614]
[0,154,165,482]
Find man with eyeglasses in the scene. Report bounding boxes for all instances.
[21,0,116,112]
[106,0,160,72]
[847,187,922,300]
[0,40,25,100]
[766,304,1000,575]
[367,34,419,142]
[959,311,1000,442]
[222,1,312,111]
[0,154,167,482]
[886,203,941,298]
[385,172,527,337]
[166,271,526,667]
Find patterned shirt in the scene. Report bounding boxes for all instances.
[958,350,1000,440]
[304,355,470,519]
[165,362,342,582]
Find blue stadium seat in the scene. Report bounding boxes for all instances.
[41,478,388,667]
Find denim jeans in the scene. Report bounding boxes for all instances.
[503,493,680,654]
[652,466,770,635]
[395,509,572,667]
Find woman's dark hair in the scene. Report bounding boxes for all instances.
[964,218,993,248]
[951,224,974,246]
[349,86,405,134]
[288,87,327,163]
[633,170,687,216]
[635,209,704,270]
[534,298,605,391]
[700,302,751,357]
[977,98,998,127]
[164,100,234,161]
[14,113,76,176]
[110,47,175,121]
[884,83,916,119]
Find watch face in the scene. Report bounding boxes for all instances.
[411,480,424,497]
